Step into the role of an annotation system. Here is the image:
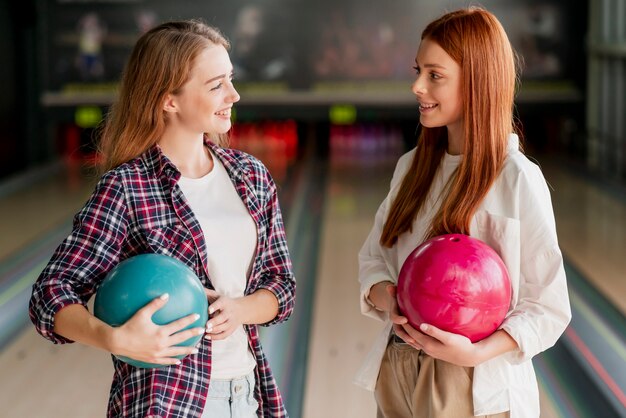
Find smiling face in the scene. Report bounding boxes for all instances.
[166,44,240,135]
[412,38,464,141]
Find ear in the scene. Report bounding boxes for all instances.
[162,93,178,113]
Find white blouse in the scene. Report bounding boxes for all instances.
[356,134,571,418]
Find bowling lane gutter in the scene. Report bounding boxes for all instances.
[0,221,73,350]
[533,257,626,418]
[562,259,626,413]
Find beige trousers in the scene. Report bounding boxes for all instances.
[375,338,509,418]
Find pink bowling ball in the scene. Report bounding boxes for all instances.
[397,234,511,342]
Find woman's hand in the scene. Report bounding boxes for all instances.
[401,322,480,367]
[382,284,481,366]
[384,285,415,343]
[204,289,245,341]
[109,294,205,366]
[372,283,513,366]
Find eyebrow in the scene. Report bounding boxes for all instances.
[205,70,235,84]
[414,60,447,70]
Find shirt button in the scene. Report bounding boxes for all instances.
[234,385,242,393]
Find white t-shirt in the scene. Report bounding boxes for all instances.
[177,151,257,379]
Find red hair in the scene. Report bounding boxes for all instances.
[381,7,520,247]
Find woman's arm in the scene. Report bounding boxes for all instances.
[29,171,129,344]
[253,171,296,327]
[358,196,399,322]
[406,324,518,367]
[53,304,115,351]
[238,289,279,324]
[498,163,571,364]
[55,297,203,365]
[367,280,395,312]
[30,171,203,365]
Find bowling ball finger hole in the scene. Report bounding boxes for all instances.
[450,237,460,242]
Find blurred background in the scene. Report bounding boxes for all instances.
[0,0,624,417]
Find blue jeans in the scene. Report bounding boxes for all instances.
[202,371,258,418]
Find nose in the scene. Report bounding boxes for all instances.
[227,80,240,104]
[412,75,426,96]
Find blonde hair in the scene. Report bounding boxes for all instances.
[381,7,520,247]
[98,20,230,172]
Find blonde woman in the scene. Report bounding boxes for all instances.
[30,20,295,418]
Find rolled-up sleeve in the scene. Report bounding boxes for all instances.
[29,172,129,344]
[500,164,571,364]
[358,195,395,322]
[256,177,296,326]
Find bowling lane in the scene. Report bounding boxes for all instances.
[0,301,112,417]
[0,165,109,417]
[539,158,626,316]
[302,154,398,418]
[0,162,96,262]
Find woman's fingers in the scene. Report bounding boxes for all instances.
[122,344,197,366]
[136,293,170,319]
[160,344,199,359]
[204,288,220,304]
[204,311,237,340]
[142,339,201,365]
[393,324,415,345]
[205,318,229,339]
[162,312,202,334]
[168,325,205,345]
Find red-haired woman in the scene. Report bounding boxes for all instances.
[356,7,571,418]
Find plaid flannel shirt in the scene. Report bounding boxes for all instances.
[29,141,296,417]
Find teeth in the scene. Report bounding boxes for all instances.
[215,110,230,116]
[419,103,437,110]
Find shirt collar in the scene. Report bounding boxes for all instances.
[206,140,251,180]
[139,138,251,180]
[141,143,178,178]
[507,133,520,154]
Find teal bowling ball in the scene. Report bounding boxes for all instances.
[94,253,208,368]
